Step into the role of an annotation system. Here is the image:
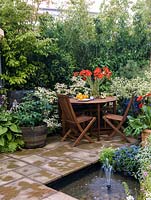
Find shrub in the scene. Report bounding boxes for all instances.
[99,147,115,165]
[136,146,151,180]
[0,95,24,152]
[0,110,24,152]
[113,145,140,177]
[14,94,52,127]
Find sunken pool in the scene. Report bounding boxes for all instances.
[46,162,139,200]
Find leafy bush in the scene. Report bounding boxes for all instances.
[136,143,151,199]
[136,145,151,180]
[34,87,61,133]
[14,93,52,127]
[117,60,147,79]
[0,111,24,152]
[113,145,140,177]
[110,69,151,99]
[99,147,115,165]
[125,105,151,137]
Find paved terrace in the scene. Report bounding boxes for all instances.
[0,134,132,200]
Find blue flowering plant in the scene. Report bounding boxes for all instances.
[113,145,140,177]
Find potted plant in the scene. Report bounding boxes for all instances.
[14,92,52,148]
[125,93,151,146]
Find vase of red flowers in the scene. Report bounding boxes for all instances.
[74,66,112,98]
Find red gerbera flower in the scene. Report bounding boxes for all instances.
[79,69,92,77]
[97,73,104,79]
[94,67,102,77]
[139,103,143,108]
[136,96,143,102]
[102,66,110,74]
[85,70,92,76]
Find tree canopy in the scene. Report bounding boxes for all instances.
[0,0,150,89]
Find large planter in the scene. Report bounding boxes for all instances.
[21,124,47,149]
[141,129,151,147]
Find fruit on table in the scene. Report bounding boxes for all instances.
[76,93,89,100]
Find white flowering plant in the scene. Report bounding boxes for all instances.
[110,67,151,99]
[34,87,61,132]
[54,77,90,96]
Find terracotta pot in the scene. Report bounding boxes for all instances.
[141,129,151,147]
[21,124,47,149]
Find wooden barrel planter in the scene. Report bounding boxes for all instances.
[141,129,151,147]
[21,124,47,149]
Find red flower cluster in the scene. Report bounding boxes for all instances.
[73,66,112,80]
[79,70,92,78]
[136,93,151,108]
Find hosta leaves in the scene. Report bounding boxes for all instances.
[6,132,12,141]
[8,142,18,152]
[0,126,8,135]
[0,137,5,146]
[10,124,21,133]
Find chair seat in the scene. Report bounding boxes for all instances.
[104,114,123,121]
[103,96,133,143]
[77,115,93,123]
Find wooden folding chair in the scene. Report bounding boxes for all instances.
[103,96,134,142]
[57,94,96,146]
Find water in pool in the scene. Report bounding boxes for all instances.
[47,163,139,200]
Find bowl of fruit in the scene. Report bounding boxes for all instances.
[75,93,91,101]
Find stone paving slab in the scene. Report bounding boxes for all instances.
[40,156,89,176]
[40,144,79,159]
[0,178,56,200]
[29,169,62,184]
[8,148,47,159]
[69,151,99,162]
[42,192,78,200]
[0,171,23,186]
[0,158,27,174]
[0,154,9,161]
[0,135,132,199]
[14,164,42,176]
[44,138,69,149]
[20,155,51,166]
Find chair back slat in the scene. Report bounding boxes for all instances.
[57,94,78,123]
[123,95,134,120]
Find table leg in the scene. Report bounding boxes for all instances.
[97,104,100,141]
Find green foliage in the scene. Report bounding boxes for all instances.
[136,145,151,180]
[14,93,52,127]
[58,0,97,69]
[34,87,61,133]
[135,136,151,199]
[110,67,151,99]
[113,145,140,177]
[99,147,115,165]
[0,0,65,89]
[125,105,151,137]
[0,0,150,89]
[117,60,148,79]
[139,176,151,200]
[0,110,24,152]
